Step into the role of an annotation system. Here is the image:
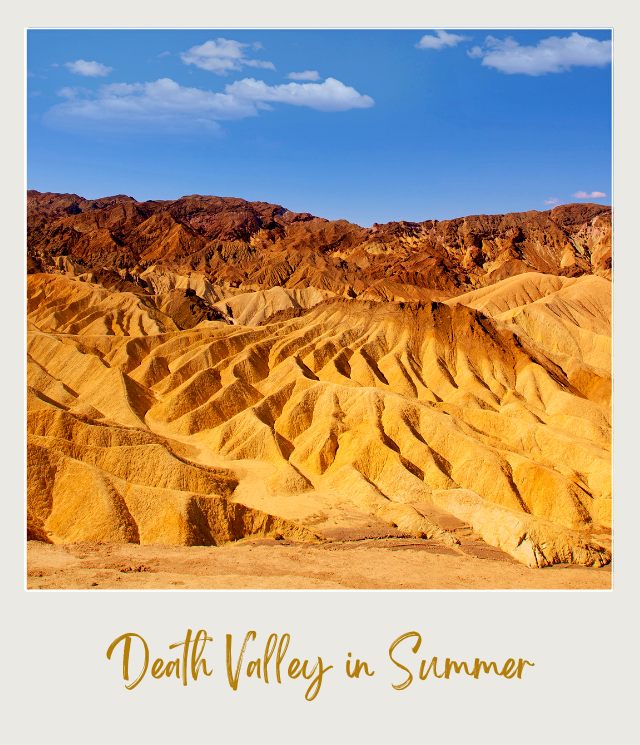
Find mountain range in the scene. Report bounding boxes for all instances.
[26,191,612,582]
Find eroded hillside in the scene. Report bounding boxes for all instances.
[26,192,612,570]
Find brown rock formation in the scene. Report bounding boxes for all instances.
[26,192,612,575]
[27,191,611,297]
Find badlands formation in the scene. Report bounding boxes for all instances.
[26,192,612,588]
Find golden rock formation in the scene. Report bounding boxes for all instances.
[26,193,612,570]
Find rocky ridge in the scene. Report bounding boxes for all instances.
[26,192,612,569]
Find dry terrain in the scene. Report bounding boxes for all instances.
[26,192,612,588]
[27,538,611,590]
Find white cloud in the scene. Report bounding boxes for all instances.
[45,74,374,132]
[225,77,374,112]
[180,38,275,74]
[573,190,607,199]
[469,32,611,75]
[416,30,469,50]
[544,198,560,205]
[47,78,259,133]
[57,87,79,99]
[287,70,320,81]
[64,59,112,77]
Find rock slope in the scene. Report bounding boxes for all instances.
[26,192,612,568]
[28,191,611,297]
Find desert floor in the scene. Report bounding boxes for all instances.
[27,538,611,590]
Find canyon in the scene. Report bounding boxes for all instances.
[26,191,612,588]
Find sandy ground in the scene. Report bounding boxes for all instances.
[27,538,611,590]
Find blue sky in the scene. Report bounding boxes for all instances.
[27,29,612,226]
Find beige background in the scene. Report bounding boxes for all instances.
[5,1,638,741]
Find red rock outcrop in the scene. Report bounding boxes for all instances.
[25,191,612,574]
[27,191,611,299]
